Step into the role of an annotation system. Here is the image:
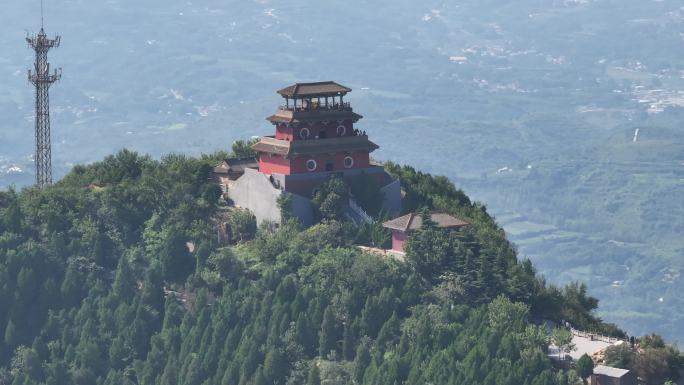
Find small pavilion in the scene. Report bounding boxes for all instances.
[382,212,469,253]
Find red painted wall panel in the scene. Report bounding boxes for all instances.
[275,124,294,141]
[391,230,407,252]
[280,120,356,141]
[259,154,291,175]
[260,150,371,176]
[289,151,369,172]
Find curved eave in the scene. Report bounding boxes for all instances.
[267,115,294,124]
[267,111,363,125]
[252,136,379,157]
[277,81,352,98]
[252,141,289,156]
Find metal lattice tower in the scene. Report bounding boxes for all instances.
[27,28,61,188]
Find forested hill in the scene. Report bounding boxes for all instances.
[0,150,680,385]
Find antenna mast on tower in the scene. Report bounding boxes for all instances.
[27,1,61,188]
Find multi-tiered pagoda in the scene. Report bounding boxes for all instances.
[225,81,400,226]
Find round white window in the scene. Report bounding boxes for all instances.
[306,159,317,172]
[299,127,310,139]
[336,125,346,136]
[343,156,354,169]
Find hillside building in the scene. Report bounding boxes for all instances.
[590,365,637,385]
[213,157,259,185]
[383,212,469,253]
[224,81,401,226]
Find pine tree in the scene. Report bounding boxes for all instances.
[71,368,96,385]
[477,252,496,300]
[306,363,321,385]
[159,356,180,385]
[48,231,67,258]
[575,354,594,385]
[4,199,23,233]
[253,367,267,385]
[60,264,85,308]
[342,320,355,361]
[91,233,110,267]
[159,227,194,282]
[263,348,287,385]
[319,306,338,358]
[353,340,371,384]
[140,261,165,314]
[4,319,18,348]
[376,312,399,351]
[16,268,37,305]
[294,313,315,357]
[103,370,125,385]
[182,354,204,385]
[240,343,260,379]
[108,335,131,370]
[112,257,135,301]
[221,361,240,385]
[22,347,42,381]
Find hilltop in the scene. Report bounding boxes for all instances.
[0,150,681,385]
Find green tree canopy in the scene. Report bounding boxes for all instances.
[575,354,594,385]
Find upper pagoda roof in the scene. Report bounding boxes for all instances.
[383,212,469,233]
[277,81,351,98]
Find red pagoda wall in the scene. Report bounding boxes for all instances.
[391,230,407,253]
[259,154,292,175]
[259,151,370,176]
[275,121,354,141]
[275,125,294,141]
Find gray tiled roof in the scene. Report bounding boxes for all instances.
[593,365,631,378]
[277,81,351,98]
[214,157,258,174]
[383,212,469,233]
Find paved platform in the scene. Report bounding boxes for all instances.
[357,245,406,262]
[549,334,613,361]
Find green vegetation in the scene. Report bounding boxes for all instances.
[0,151,680,385]
[231,139,259,160]
[602,335,683,385]
[575,354,593,385]
[550,328,575,361]
[229,209,257,243]
[311,176,349,222]
[604,343,634,369]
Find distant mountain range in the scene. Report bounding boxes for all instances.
[1,0,682,341]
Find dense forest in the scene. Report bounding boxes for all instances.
[0,150,680,385]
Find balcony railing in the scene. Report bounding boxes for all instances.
[279,102,352,112]
[268,129,368,142]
